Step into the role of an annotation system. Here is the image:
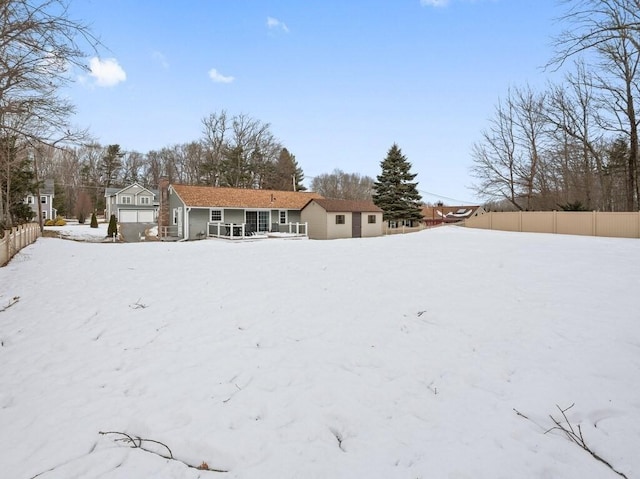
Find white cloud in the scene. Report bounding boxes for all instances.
[208,68,234,84]
[87,57,126,87]
[420,0,450,6]
[267,16,289,33]
[152,51,169,69]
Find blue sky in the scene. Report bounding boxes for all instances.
[66,0,564,204]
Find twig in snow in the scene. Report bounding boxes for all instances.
[544,404,628,478]
[330,428,346,452]
[99,431,227,473]
[0,296,19,313]
[515,404,628,479]
[512,408,529,420]
[129,298,148,309]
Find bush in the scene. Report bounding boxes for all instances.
[54,217,67,226]
[45,219,56,226]
[107,214,118,238]
[90,212,98,228]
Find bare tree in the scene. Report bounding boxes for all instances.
[471,92,524,209]
[200,110,228,186]
[0,0,98,227]
[311,169,374,200]
[551,0,640,209]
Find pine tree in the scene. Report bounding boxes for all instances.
[263,148,306,191]
[107,214,118,238]
[90,211,98,228]
[373,144,423,225]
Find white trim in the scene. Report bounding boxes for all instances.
[210,208,224,222]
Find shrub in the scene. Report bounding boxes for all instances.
[107,214,118,238]
[90,212,98,228]
[45,219,56,226]
[54,217,67,226]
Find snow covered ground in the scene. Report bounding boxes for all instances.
[1,226,639,479]
[45,221,112,242]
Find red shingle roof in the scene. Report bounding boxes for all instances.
[171,184,323,209]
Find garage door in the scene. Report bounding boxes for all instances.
[119,210,155,223]
[137,210,154,222]
[119,210,138,223]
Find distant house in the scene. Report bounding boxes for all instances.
[24,179,56,221]
[104,183,158,223]
[421,205,485,226]
[301,199,384,240]
[161,183,323,240]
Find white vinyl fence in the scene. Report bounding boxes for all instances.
[1,223,41,267]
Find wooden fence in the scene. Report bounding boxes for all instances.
[1,223,41,267]
[464,211,640,239]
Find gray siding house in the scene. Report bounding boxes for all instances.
[162,184,323,240]
[24,179,56,221]
[105,183,158,223]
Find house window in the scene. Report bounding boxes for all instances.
[121,195,132,204]
[40,196,47,204]
[42,211,47,219]
[368,215,376,224]
[210,209,222,222]
[172,208,178,225]
[336,214,345,225]
[279,210,287,224]
[140,196,150,205]
[27,196,34,204]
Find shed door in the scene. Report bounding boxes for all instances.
[352,212,362,238]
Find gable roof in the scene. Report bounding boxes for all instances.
[421,205,482,220]
[105,183,157,198]
[308,198,383,213]
[171,184,324,209]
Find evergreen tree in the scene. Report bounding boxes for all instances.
[263,148,306,191]
[99,144,124,189]
[107,214,118,238]
[90,211,98,228]
[373,144,423,224]
[0,136,37,227]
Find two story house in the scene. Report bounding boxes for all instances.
[24,179,56,221]
[104,183,158,223]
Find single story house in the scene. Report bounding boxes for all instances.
[421,205,485,226]
[162,184,323,240]
[105,183,159,223]
[24,179,56,221]
[301,198,384,240]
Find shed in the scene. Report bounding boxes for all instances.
[301,199,384,240]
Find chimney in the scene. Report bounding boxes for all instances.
[158,177,170,231]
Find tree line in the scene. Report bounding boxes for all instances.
[471,0,640,212]
[33,111,306,218]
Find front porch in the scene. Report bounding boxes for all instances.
[207,222,308,239]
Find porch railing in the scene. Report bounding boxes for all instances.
[274,222,308,235]
[159,225,179,239]
[208,222,308,239]
[208,222,250,239]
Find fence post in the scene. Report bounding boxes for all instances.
[592,210,596,237]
